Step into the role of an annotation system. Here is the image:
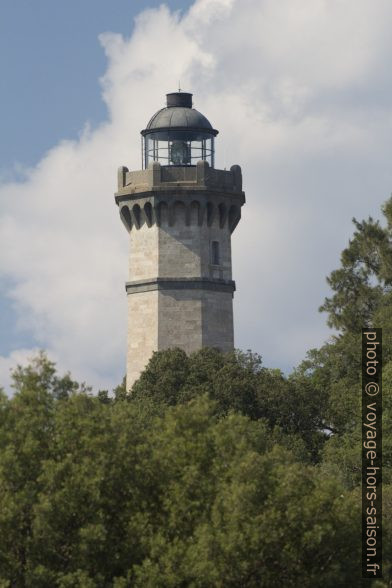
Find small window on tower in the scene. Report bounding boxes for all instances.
[211,241,220,265]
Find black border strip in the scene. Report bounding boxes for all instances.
[362,328,382,579]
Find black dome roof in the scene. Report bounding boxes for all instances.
[142,92,218,136]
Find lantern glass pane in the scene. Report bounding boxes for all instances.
[143,131,214,168]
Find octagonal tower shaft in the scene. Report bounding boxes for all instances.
[115,160,245,389]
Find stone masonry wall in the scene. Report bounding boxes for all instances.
[157,290,203,352]
[201,290,234,350]
[127,290,158,387]
[129,223,159,281]
[158,211,232,281]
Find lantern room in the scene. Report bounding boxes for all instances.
[141,92,218,168]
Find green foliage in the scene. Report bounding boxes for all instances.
[132,347,327,461]
[0,353,87,585]
[0,355,368,586]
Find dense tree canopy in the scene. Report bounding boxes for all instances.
[0,354,363,587]
[0,198,392,586]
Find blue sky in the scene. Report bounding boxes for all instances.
[0,0,192,173]
[1,0,392,391]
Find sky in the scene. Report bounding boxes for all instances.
[1,0,392,392]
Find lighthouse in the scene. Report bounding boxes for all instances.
[115,91,245,389]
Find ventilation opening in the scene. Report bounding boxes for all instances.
[211,241,220,265]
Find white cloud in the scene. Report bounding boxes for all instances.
[1,0,392,390]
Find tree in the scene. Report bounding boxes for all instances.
[0,353,86,585]
[132,347,328,461]
[320,197,392,334]
[0,357,366,587]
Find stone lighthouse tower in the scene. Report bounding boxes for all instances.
[115,91,245,389]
